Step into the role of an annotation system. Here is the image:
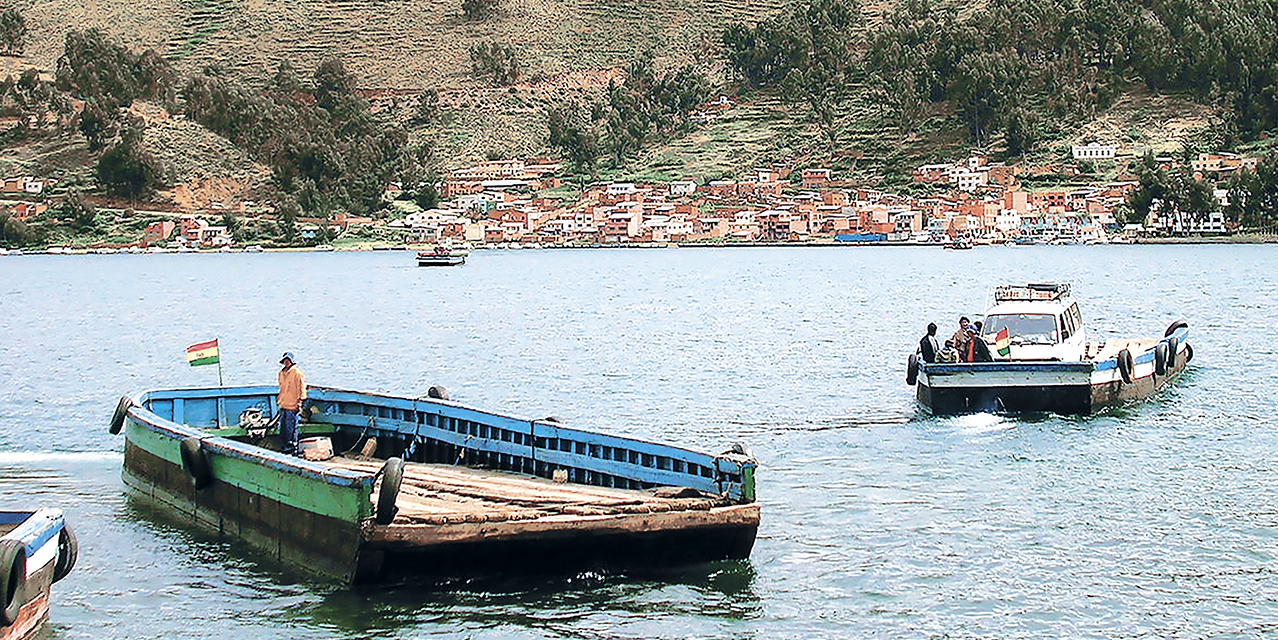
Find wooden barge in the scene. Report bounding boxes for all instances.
[1,509,76,640]
[109,385,759,585]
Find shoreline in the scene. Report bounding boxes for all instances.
[3,235,1276,255]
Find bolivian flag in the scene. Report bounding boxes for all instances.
[185,339,220,366]
[995,328,1011,357]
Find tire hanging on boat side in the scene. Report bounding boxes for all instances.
[0,538,25,626]
[1154,342,1168,376]
[53,526,78,584]
[1117,349,1135,385]
[109,395,133,435]
[906,352,919,386]
[1185,344,1194,363]
[376,457,404,525]
[1165,320,1188,337]
[1166,336,1180,371]
[180,437,214,490]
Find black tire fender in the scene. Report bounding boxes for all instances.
[109,395,133,435]
[1154,342,1169,376]
[1117,349,1135,385]
[375,457,404,525]
[426,386,449,401]
[0,537,25,626]
[906,352,920,386]
[1165,320,1188,337]
[1166,336,1180,371]
[179,437,214,491]
[52,526,77,584]
[1185,343,1194,363]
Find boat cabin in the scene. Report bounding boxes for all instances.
[978,283,1086,361]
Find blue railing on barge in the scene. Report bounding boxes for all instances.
[131,385,757,503]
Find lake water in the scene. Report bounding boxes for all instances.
[1,245,1275,638]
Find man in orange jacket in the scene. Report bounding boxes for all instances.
[278,351,307,456]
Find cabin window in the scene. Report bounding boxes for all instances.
[983,313,1060,345]
[1067,303,1083,334]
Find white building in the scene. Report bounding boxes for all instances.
[669,180,697,197]
[1072,142,1117,161]
[955,171,987,192]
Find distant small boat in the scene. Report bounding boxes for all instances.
[416,247,466,267]
[1,508,77,639]
[943,239,973,250]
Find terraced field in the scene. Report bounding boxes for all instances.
[17,0,801,89]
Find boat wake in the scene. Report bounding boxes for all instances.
[752,410,915,432]
[948,413,1014,434]
[0,450,121,466]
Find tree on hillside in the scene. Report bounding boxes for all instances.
[60,190,98,232]
[313,56,363,119]
[0,6,26,56]
[56,29,174,109]
[0,210,40,246]
[76,99,118,151]
[96,120,166,199]
[415,178,440,210]
[277,199,300,243]
[462,0,499,20]
[546,104,600,175]
[412,89,441,124]
[469,41,520,86]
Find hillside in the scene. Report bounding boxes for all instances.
[2,0,1271,215]
[17,0,796,88]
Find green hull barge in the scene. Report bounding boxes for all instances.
[109,385,760,585]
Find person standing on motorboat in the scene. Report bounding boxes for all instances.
[948,316,971,351]
[961,325,993,362]
[278,351,307,456]
[919,322,940,363]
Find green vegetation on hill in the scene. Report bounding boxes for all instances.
[546,52,710,173]
[182,56,424,218]
[1,0,1277,244]
[722,0,1278,165]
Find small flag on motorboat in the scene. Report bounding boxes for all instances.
[995,328,1011,356]
[185,339,220,366]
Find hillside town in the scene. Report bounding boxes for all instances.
[375,146,1245,248]
[0,146,1263,251]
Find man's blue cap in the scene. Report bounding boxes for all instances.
[280,352,296,364]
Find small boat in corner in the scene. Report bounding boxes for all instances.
[108,384,759,585]
[907,283,1192,415]
[1,509,77,640]
[416,246,466,267]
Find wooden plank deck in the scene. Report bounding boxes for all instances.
[328,458,736,526]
